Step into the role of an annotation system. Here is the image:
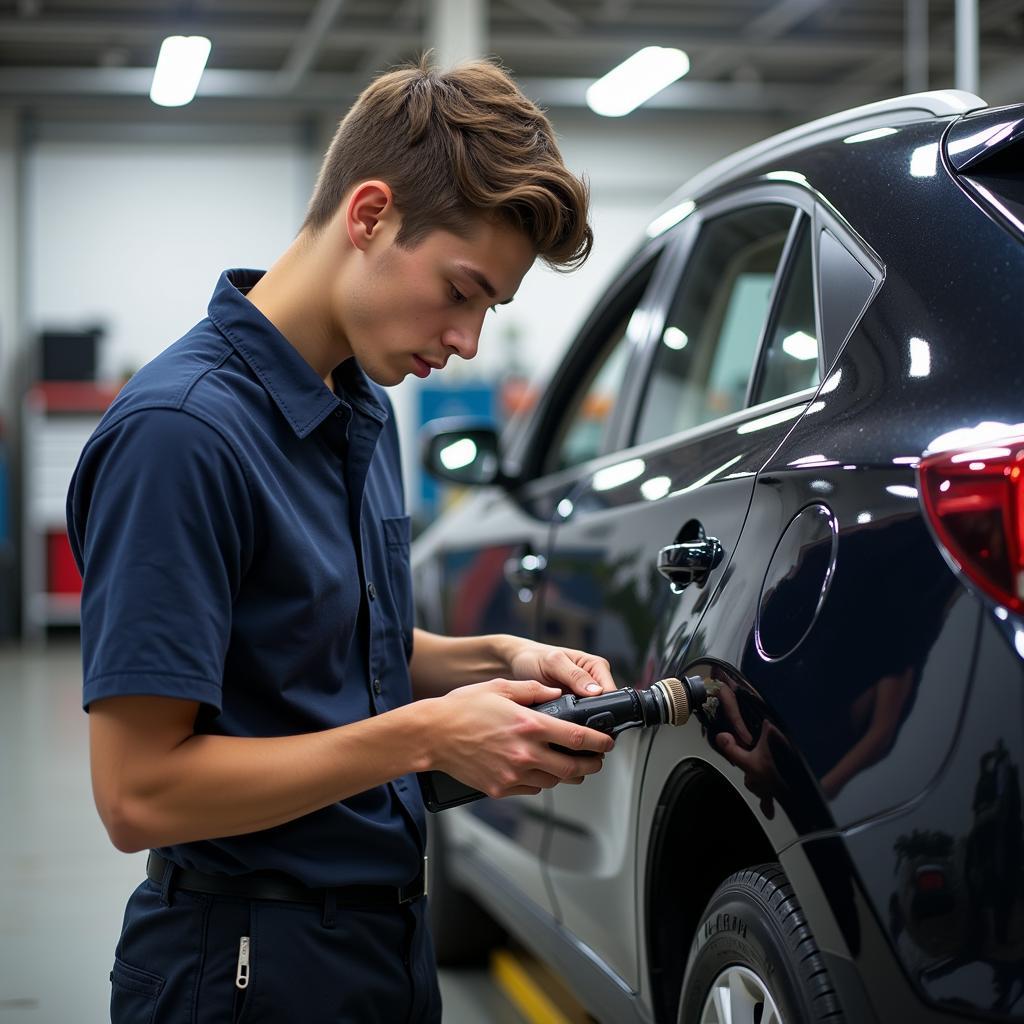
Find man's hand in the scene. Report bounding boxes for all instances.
[503,638,617,698]
[427,678,614,799]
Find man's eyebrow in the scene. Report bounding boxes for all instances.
[456,263,515,304]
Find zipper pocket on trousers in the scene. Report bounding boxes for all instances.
[235,936,250,990]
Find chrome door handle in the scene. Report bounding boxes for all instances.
[657,538,723,592]
[503,552,547,590]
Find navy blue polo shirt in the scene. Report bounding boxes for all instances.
[67,268,425,889]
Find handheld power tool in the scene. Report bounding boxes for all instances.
[419,675,707,812]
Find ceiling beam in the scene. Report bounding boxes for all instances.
[599,0,631,18]
[499,0,580,35]
[0,67,821,114]
[358,0,421,75]
[3,17,1014,64]
[277,0,346,93]
[818,0,1024,111]
[689,0,830,80]
[745,0,828,38]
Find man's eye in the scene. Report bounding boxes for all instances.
[450,284,467,303]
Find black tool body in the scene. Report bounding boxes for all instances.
[419,676,704,812]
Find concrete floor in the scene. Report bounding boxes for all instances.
[0,639,522,1024]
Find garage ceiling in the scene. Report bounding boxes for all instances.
[0,0,1021,118]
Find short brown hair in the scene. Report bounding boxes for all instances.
[302,56,592,271]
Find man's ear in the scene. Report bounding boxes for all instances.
[345,180,394,252]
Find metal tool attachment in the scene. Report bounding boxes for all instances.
[651,675,708,725]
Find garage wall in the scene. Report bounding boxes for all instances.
[25,127,312,383]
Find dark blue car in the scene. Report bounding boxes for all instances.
[414,89,1024,1024]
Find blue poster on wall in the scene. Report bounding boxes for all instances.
[418,384,495,521]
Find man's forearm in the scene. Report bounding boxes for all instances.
[409,628,516,698]
[90,697,439,853]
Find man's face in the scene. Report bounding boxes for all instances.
[337,215,535,387]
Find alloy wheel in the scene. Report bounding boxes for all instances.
[699,964,784,1024]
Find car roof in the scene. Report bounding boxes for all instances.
[646,89,988,237]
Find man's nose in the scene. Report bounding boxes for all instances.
[443,324,481,361]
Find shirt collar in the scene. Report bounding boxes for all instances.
[207,269,387,438]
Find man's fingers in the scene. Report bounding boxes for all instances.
[543,649,616,696]
[534,751,605,782]
[495,678,563,705]
[544,716,614,754]
[517,762,598,790]
[503,785,544,798]
[585,656,616,693]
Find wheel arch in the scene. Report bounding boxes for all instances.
[644,759,777,1024]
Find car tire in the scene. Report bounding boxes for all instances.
[678,863,843,1024]
[426,816,506,967]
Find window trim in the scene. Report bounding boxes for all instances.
[515,232,677,483]
[511,184,883,495]
[520,383,821,507]
[746,211,820,408]
[811,204,884,369]
[624,189,809,451]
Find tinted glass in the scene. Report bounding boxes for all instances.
[817,228,875,365]
[546,261,657,474]
[635,205,794,446]
[754,219,819,404]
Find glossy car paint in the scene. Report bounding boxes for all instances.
[414,99,1024,1023]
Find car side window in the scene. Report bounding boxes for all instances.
[817,227,877,366]
[752,218,820,404]
[545,260,657,475]
[634,205,795,447]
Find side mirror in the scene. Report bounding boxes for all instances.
[420,417,506,487]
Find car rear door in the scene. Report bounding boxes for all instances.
[535,188,824,990]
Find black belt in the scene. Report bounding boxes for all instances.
[146,851,426,907]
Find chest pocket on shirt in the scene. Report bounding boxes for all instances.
[382,515,414,660]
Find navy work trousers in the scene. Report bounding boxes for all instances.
[109,867,442,1023]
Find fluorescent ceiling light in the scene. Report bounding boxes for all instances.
[781,331,817,361]
[587,47,690,118]
[150,35,211,107]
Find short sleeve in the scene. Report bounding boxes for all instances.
[67,408,254,712]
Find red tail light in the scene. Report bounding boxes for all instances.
[918,437,1024,613]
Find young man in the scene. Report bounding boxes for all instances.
[67,57,615,1023]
